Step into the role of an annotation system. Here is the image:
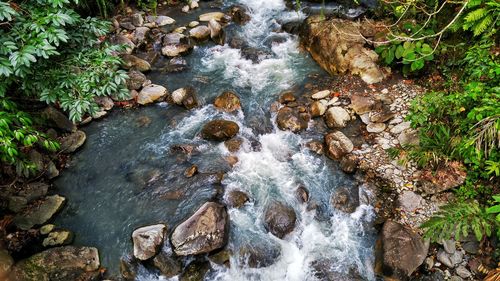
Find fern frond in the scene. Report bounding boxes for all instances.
[474,14,493,36]
[465,8,488,23]
[467,0,483,8]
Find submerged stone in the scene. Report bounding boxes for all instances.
[263,201,297,239]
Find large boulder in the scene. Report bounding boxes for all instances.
[325,106,350,128]
[137,84,168,105]
[301,16,388,84]
[171,202,228,256]
[60,130,86,153]
[9,246,100,281]
[224,190,249,208]
[13,195,66,230]
[324,131,354,160]
[263,201,297,239]
[132,224,167,260]
[276,107,308,133]
[214,91,241,112]
[375,220,429,279]
[126,70,147,90]
[42,107,76,133]
[201,120,239,141]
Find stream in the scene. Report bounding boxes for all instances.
[54,0,377,280]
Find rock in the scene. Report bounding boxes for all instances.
[295,186,309,203]
[184,165,198,178]
[126,70,147,90]
[229,5,250,25]
[132,224,167,260]
[94,96,114,111]
[302,16,388,84]
[461,236,479,254]
[366,122,386,133]
[60,130,86,153]
[398,191,424,213]
[42,229,73,247]
[326,97,339,106]
[147,15,175,26]
[375,220,428,279]
[208,19,225,45]
[14,195,65,230]
[311,259,363,280]
[398,129,420,146]
[152,249,181,278]
[331,186,359,213]
[132,26,149,45]
[190,0,199,9]
[224,137,243,152]
[110,34,135,54]
[418,161,467,194]
[225,190,249,208]
[279,91,296,104]
[137,84,168,105]
[180,261,210,281]
[120,21,136,30]
[306,140,324,155]
[199,12,226,22]
[238,242,281,268]
[325,106,350,128]
[9,196,28,213]
[161,44,192,57]
[437,249,463,268]
[189,26,210,41]
[324,131,354,160]
[167,57,188,72]
[263,201,296,239]
[181,5,189,13]
[171,202,228,255]
[359,113,371,125]
[174,26,187,34]
[121,54,151,72]
[120,255,139,280]
[441,239,456,254]
[311,90,330,99]
[455,265,471,279]
[40,224,55,235]
[0,248,13,280]
[276,107,307,133]
[131,13,143,26]
[350,94,375,114]
[339,154,357,173]
[208,249,231,266]
[390,121,411,134]
[42,107,76,133]
[201,120,239,141]
[189,21,199,28]
[214,91,241,112]
[9,246,100,281]
[171,87,188,105]
[310,100,327,117]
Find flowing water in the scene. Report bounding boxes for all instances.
[54,0,376,280]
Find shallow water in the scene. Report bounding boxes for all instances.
[54,0,376,279]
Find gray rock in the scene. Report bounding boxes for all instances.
[132,26,150,45]
[325,106,350,128]
[132,224,167,260]
[398,191,424,213]
[189,26,210,41]
[390,121,411,134]
[147,15,175,26]
[455,265,472,279]
[46,160,59,179]
[138,84,168,105]
[120,21,136,30]
[264,201,297,239]
[161,44,192,57]
[238,241,281,268]
[324,131,354,160]
[311,90,330,99]
[95,96,114,111]
[366,122,386,133]
[60,130,86,153]
[14,195,66,230]
[171,202,228,255]
[437,249,463,268]
[398,129,420,146]
[126,70,147,90]
[131,13,144,27]
[152,246,181,278]
[110,34,135,54]
[441,239,456,254]
[42,106,76,133]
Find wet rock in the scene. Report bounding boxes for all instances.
[366,122,386,133]
[137,84,168,105]
[42,229,73,247]
[311,90,330,99]
[331,186,359,213]
[306,140,324,155]
[241,47,272,63]
[162,44,192,57]
[132,224,167,260]
[152,248,181,278]
[94,97,114,112]
[199,12,226,22]
[229,5,250,25]
[302,16,388,84]
[339,154,357,173]
[311,259,362,280]
[310,100,327,117]
[167,57,188,72]
[276,107,308,133]
[40,224,54,235]
[214,91,241,112]
[147,15,175,26]
[0,248,13,280]
[201,120,239,141]
[189,25,210,41]
[437,249,463,268]
[225,190,249,208]
[184,165,198,178]
[180,261,210,281]
[324,131,354,160]
[325,106,350,128]
[42,106,76,133]
[224,137,243,152]
[208,249,231,267]
[126,70,147,90]
[14,195,66,230]
[350,94,375,114]
[375,220,428,279]
[279,91,296,104]
[9,246,100,281]
[398,191,424,213]
[172,202,228,255]
[295,186,309,203]
[121,54,151,72]
[208,19,225,45]
[120,254,139,280]
[238,242,281,268]
[110,34,135,54]
[263,201,297,239]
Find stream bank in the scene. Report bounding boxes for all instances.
[0,0,488,281]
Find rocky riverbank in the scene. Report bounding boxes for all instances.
[0,0,493,280]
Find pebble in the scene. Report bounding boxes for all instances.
[182,5,190,13]
[188,21,199,27]
[455,265,472,279]
[311,90,330,99]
